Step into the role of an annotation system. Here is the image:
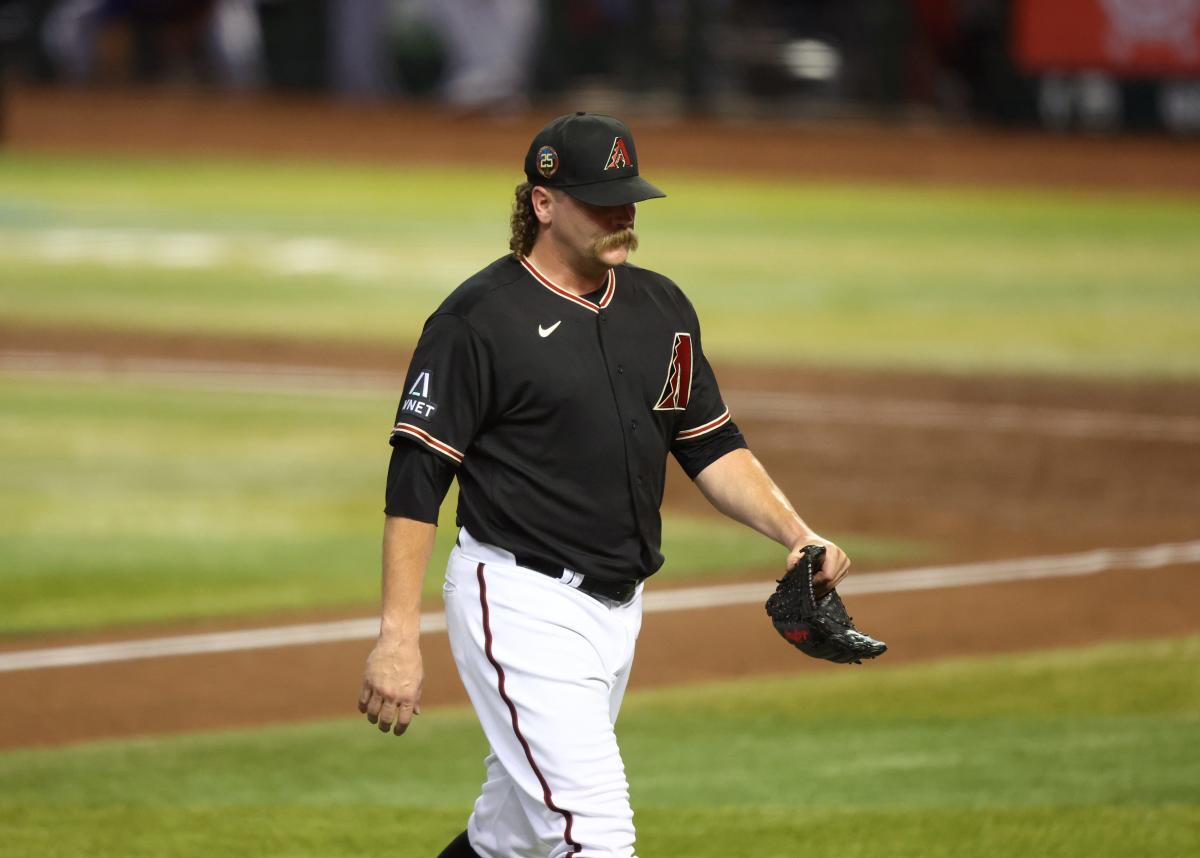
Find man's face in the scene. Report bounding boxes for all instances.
[544,190,639,270]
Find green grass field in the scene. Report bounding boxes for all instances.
[2,150,1195,632]
[0,374,922,635]
[2,150,1197,857]
[1,637,1196,857]
[3,153,1198,377]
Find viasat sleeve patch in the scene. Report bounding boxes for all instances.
[388,313,488,467]
[399,370,438,422]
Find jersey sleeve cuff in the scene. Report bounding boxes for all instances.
[384,443,456,522]
[389,422,465,465]
[671,419,747,480]
[675,407,731,442]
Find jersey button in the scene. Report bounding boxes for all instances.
[630,419,639,431]
[617,365,625,374]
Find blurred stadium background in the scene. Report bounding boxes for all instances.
[3,0,1200,129]
[0,2,1198,856]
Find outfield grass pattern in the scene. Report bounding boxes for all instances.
[2,155,1198,377]
[0,375,921,635]
[1,637,1196,857]
[3,150,1197,858]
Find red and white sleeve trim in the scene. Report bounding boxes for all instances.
[390,423,465,464]
[519,255,614,314]
[675,408,731,442]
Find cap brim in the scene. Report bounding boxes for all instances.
[561,175,667,206]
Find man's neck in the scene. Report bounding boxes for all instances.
[525,244,608,296]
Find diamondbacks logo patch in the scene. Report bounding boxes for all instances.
[653,333,694,411]
[604,136,633,171]
[537,145,559,178]
[399,369,438,422]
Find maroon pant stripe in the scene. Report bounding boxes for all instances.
[476,563,582,857]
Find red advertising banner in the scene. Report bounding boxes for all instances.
[1014,0,1200,76]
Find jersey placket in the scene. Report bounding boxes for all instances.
[597,307,674,578]
[521,257,660,572]
[593,304,657,561]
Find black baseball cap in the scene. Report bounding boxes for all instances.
[524,112,666,206]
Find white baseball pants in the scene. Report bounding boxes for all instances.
[443,528,644,858]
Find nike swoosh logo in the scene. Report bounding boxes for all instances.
[538,321,562,338]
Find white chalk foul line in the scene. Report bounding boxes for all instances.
[1,539,1197,673]
[5,350,1199,443]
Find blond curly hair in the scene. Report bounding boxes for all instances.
[508,182,539,257]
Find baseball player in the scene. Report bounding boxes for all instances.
[358,112,851,858]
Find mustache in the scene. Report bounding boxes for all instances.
[592,228,639,255]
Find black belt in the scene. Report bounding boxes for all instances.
[515,554,639,604]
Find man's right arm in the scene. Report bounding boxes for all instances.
[364,312,484,734]
[358,514,437,735]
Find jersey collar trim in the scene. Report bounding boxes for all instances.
[518,255,615,314]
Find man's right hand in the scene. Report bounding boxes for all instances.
[358,636,424,735]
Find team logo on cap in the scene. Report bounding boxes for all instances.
[537,145,560,178]
[604,137,633,171]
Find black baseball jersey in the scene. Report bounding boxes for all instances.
[386,254,746,583]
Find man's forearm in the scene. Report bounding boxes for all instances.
[379,515,438,641]
[692,448,814,548]
[359,515,437,735]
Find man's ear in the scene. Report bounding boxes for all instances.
[531,186,555,226]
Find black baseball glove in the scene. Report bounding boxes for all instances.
[765,545,887,664]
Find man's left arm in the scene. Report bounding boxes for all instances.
[663,296,849,593]
[692,448,850,595]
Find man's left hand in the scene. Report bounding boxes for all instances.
[786,535,849,597]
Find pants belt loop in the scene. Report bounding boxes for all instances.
[559,569,585,589]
